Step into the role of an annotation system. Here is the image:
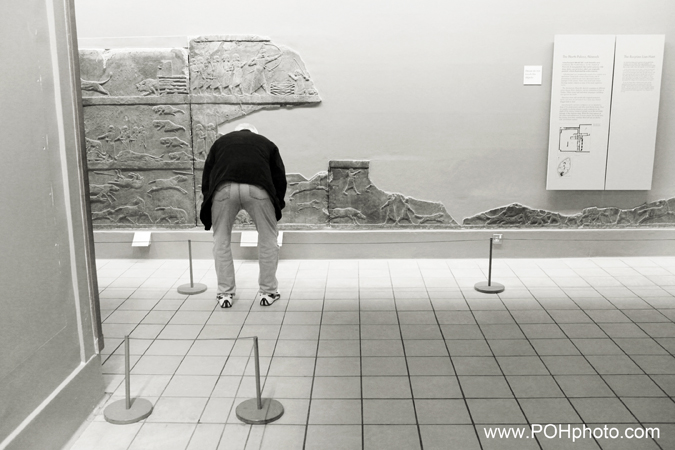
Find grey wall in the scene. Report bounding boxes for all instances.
[74,0,675,222]
[0,0,103,448]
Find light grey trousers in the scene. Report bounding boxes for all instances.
[211,182,279,295]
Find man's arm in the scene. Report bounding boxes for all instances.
[270,146,287,211]
[201,143,217,196]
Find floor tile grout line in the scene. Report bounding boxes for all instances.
[358,261,365,450]
[300,262,328,450]
[247,260,301,450]
[387,260,425,450]
[462,273,544,450]
[424,259,485,450]
[494,271,600,449]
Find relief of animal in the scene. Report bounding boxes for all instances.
[152,120,186,133]
[80,73,112,96]
[414,212,446,224]
[167,151,192,161]
[288,172,328,198]
[296,199,326,211]
[110,197,153,224]
[89,183,119,204]
[159,137,190,149]
[136,78,160,96]
[91,209,114,221]
[116,149,162,162]
[155,206,188,224]
[152,105,185,115]
[108,170,144,189]
[147,175,189,197]
[329,207,367,224]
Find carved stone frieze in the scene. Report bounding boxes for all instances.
[89,169,196,228]
[463,199,675,228]
[191,104,273,166]
[280,173,329,227]
[84,105,193,170]
[80,48,189,105]
[327,160,458,228]
[189,36,320,105]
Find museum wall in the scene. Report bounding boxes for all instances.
[73,0,675,228]
[0,0,103,448]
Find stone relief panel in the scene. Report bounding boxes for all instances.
[189,36,321,104]
[90,169,196,228]
[327,160,458,228]
[463,199,675,228]
[80,48,189,104]
[84,105,193,170]
[191,104,272,166]
[280,173,330,227]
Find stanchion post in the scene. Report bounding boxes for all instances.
[475,236,505,294]
[235,337,284,424]
[177,239,208,295]
[104,335,153,424]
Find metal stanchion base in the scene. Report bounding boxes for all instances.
[236,398,284,425]
[474,281,505,294]
[177,283,208,295]
[104,398,153,425]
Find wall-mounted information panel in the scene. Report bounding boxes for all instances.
[546,35,664,190]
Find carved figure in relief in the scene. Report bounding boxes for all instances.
[190,56,206,94]
[152,120,186,133]
[155,206,188,224]
[381,193,416,225]
[205,124,217,148]
[330,207,366,224]
[113,125,131,151]
[229,54,247,96]
[92,209,114,221]
[110,197,153,224]
[116,148,162,162]
[147,175,189,197]
[80,73,112,96]
[244,49,282,95]
[288,70,311,96]
[414,212,445,224]
[152,105,185,116]
[159,136,191,149]
[342,169,362,196]
[85,137,112,162]
[167,151,192,161]
[289,172,328,198]
[297,199,326,211]
[98,126,118,156]
[89,183,119,204]
[194,124,208,159]
[106,170,144,189]
[136,78,160,96]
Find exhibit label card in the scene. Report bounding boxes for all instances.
[524,66,542,85]
[546,35,616,190]
[605,35,665,190]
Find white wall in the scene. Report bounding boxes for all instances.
[0,0,103,448]
[74,0,675,222]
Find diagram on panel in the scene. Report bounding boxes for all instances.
[557,157,572,177]
[559,124,591,152]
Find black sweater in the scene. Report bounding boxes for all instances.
[200,130,287,230]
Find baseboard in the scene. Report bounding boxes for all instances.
[94,228,675,259]
[1,355,104,450]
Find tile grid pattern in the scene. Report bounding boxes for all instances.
[65,257,675,450]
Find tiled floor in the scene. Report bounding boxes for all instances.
[65,257,675,450]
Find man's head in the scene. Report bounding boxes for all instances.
[234,123,258,134]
